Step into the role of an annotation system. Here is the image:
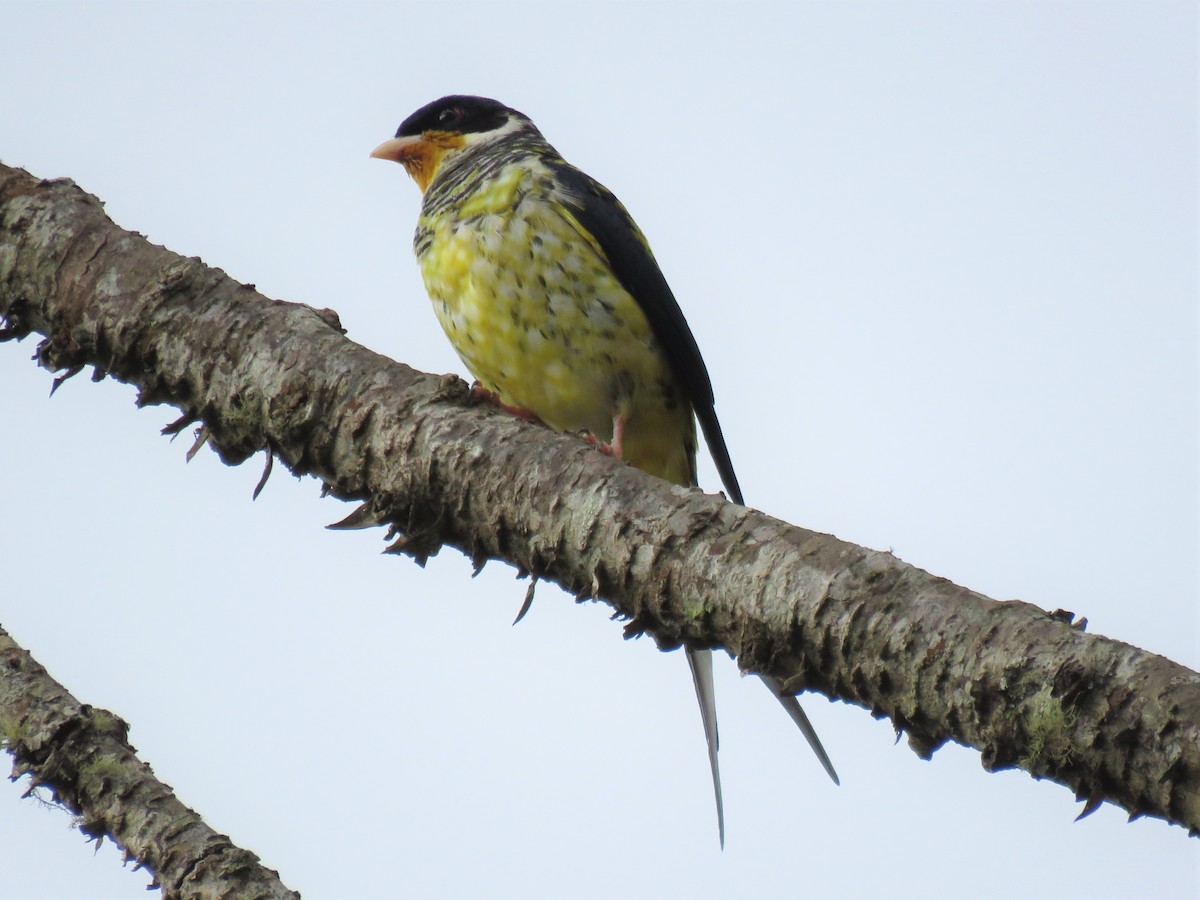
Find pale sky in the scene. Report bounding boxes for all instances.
[1,2,1196,898]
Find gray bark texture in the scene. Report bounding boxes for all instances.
[1,162,1196,885]
[0,624,299,899]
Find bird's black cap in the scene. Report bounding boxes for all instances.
[396,95,518,138]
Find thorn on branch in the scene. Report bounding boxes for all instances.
[905,726,945,760]
[512,578,537,626]
[79,818,107,847]
[383,534,426,567]
[186,426,210,462]
[1075,791,1104,821]
[161,412,198,440]
[382,530,442,568]
[252,450,274,500]
[327,501,390,531]
[49,365,84,397]
[621,617,647,640]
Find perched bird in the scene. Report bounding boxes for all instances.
[372,95,838,844]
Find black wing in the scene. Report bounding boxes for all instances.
[551,161,744,506]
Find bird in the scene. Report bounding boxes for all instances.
[371,95,838,845]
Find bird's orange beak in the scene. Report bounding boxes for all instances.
[371,131,464,193]
[370,134,423,163]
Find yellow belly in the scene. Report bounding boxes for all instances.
[417,164,696,486]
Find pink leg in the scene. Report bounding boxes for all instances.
[583,414,626,460]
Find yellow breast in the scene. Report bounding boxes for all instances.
[416,160,696,486]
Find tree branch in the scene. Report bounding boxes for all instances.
[0,624,298,898]
[2,160,1196,865]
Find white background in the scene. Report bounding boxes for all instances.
[1,3,1195,898]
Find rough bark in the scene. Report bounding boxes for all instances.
[1,161,1196,877]
[0,625,299,898]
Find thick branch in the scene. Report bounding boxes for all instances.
[2,162,1197,841]
[0,625,298,899]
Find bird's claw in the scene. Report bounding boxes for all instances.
[580,431,618,457]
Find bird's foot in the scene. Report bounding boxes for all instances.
[470,382,547,427]
[580,414,626,460]
[581,431,620,458]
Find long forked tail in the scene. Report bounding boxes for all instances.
[760,675,840,784]
[686,647,724,848]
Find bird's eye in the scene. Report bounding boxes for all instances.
[438,107,463,124]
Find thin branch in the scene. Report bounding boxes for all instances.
[0,625,299,899]
[1,162,1197,851]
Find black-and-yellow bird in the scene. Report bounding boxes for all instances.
[372,95,837,844]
